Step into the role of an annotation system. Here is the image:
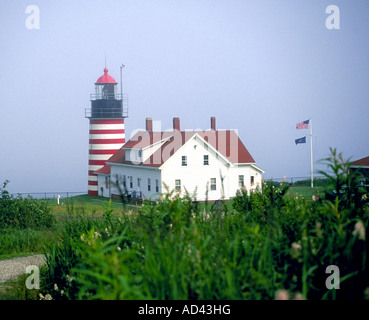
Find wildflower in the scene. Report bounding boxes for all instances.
[54,283,59,291]
[275,289,289,300]
[290,242,302,259]
[66,274,74,284]
[353,221,365,241]
[44,294,53,300]
[293,293,305,300]
[315,222,323,239]
[61,290,65,296]
[312,195,319,201]
[39,293,44,300]
[105,227,111,236]
[117,246,121,252]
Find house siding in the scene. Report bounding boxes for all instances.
[97,175,111,198]
[95,128,264,202]
[160,135,263,201]
[109,164,161,200]
[161,135,228,201]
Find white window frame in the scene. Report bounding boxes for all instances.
[239,175,244,188]
[210,178,216,191]
[175,179,181,192]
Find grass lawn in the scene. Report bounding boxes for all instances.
[45,194,141,217]
[288,186,324,200]
[46,187,326,217]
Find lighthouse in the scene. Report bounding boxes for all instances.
[85,67,128,196]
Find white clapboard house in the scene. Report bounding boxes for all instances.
[94,117,264,201]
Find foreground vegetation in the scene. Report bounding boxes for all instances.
[1,148,368,300]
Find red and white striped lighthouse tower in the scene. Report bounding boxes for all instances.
[85,67,128,196]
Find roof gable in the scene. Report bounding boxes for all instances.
[352,156,369,167]
[105,129,256,169]
[94,164,111,175]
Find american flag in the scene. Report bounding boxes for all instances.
[296,119,309,129]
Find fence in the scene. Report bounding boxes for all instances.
[263,176,327,184]
[9,191,87,200]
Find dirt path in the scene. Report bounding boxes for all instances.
[0,254,46,284]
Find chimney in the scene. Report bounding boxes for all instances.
[146,117,153,132]
[211,117,216,131]
[173,117,180,131]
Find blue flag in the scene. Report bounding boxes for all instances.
[295,136,306,145]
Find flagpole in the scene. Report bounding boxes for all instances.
[310,118,313,188]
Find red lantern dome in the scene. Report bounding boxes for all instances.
[95,68,117,85]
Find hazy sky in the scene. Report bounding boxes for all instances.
[1,0,368,194]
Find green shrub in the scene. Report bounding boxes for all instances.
[36,149,369,300]
[0,180,56,230]
[0,228,54,258]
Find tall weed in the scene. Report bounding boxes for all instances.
[38,148,369,300]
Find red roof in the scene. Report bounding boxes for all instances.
[101,130,256,169]
[94,164,111,175]
[95,68,117,85]
[352,156,369,167]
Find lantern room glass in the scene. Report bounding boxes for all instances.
[95,84,117,100]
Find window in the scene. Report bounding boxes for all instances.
[148,178,151,192]
[182,156,187,166]
[123,175,126,188]
[129,176,133,189]
[210,178,216,190]
[175,179,181,192]
[239,175,244,188]
[204,155,209,165]
[251,176,255,187]
[105,177,109,188]
[137,178,141,188]
[156,179,159,192]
